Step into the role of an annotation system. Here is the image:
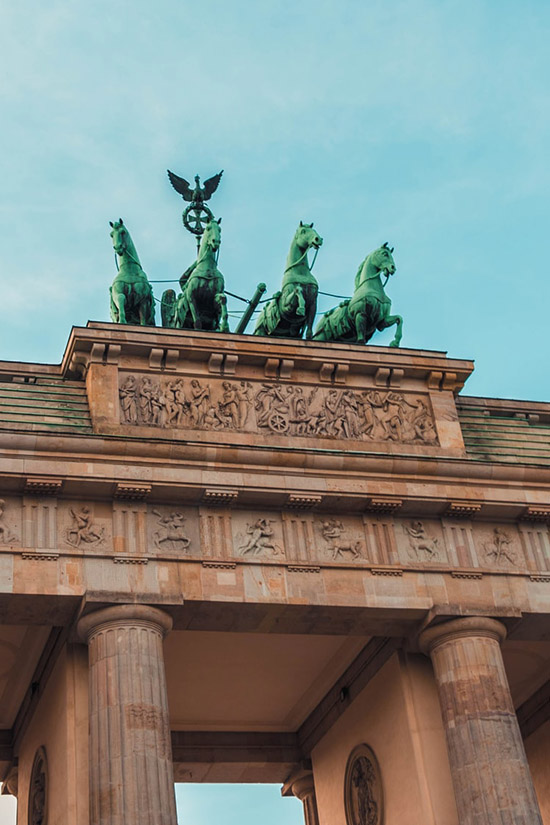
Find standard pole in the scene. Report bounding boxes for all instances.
[234,282,267,335]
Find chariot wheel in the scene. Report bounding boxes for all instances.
[183,203,214,236]
[268,411,289,433]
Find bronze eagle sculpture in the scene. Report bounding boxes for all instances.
[167,169,224,204]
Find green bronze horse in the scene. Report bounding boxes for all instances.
[254,222,323,339]
[109,219,155,326]
[162,218,228,332]
[314,243,402,346]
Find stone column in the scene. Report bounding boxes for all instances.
[283,769,319,825]
[419,617,542,825]
[78,605,177,825]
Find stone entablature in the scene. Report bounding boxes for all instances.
[62,323,472,456]
[0,495,549,576]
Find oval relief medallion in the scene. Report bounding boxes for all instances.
[28,746,48,825]
[344,744,384,825]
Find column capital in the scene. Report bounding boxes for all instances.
[419,616,506,655]
[282,769,315,802]
[77,603,173,643]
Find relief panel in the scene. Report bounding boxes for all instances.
[0,497,20,546]
[231,513,285,560]
[118,373,439,446]
[475,524,525,569]
[394,519,447,566]
[314,516,368,564]
[61,502,111,550]
[147,506,200,557]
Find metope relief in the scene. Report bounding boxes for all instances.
[152,510,191,552]
[119,374,438,445]
[481,527,518,567]
[318,518,366,561]
[233,516,284,559]
[0,498,19,545]
[403,521,440,561]
[64,506,105,548]
[146,506,199,556]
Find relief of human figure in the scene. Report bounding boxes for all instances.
[239,518,282,556]
[165,379,188,426]
[152,510,191,551]
[138,377,154,423]
[65,506,104,547]
[119,375,138,424]
[237,381,254,428]
[189,379,210,426]
[219,381,240,428]
[404,521,439,560]
[0,499,17,544]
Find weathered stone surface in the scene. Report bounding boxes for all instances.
[420,618,542,825]
[78,605,177,825]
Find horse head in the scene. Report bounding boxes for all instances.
[200,218,222,254]
[373,242,396,277]
[295,221,323,252]
[109,218,128,255]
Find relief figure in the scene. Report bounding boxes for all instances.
[404,521,439,560]
[152,510,191,552]
[0,499,17,544]
[65,507,104,547]
[320,519,363,560]
[239,518,282,557]
[483,528,516,565]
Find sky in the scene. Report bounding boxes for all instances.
[0,0,549,821]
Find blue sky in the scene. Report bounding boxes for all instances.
[0,0,550,821]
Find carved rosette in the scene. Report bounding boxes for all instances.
[28,747,47,825]
[344,744,384,825]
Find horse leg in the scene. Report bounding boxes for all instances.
[116,290,127,324]
[355,311,367,344]
[188,292,202,330]
[304,290,317,339]
[379,314,403,347]
[217,293,229,333]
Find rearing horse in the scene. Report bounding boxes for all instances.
[109,219,155,326]
[254,222,323,339]
[314,243,403,346]
[163,218,228,332]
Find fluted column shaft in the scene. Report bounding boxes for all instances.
[286,772,319,825]
[78,605,178,825]
[420,617,542,825]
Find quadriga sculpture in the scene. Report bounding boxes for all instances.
[314,243,403,346]
[109,219,155,325]
[162,218,229,332]
[254,221,323,339]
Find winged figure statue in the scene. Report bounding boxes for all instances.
[167,169,224,204]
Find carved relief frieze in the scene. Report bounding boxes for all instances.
[147,506,200,557]
[317,518,366,562]
[480,527,519,567]
[233,516,284,559]
[118,373,439,445]
[63,506,105,548]
[0,498,20,545]
[151,510,191,553]
[402,520,442,562]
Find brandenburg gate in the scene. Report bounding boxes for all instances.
[1,180,550,824]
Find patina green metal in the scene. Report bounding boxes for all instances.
[313,243,402,346]
[161,218,228,332]
[109,219,155,326]
[254,222,323,340]
[167,169,223,248]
